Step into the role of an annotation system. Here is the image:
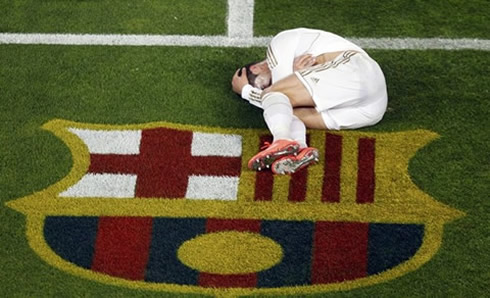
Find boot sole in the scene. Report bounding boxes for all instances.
[249,143,300,171]
[272,149,320,175]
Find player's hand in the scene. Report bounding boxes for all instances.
[293,54,316,71]
[232,67,249,94]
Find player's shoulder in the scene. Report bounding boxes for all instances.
[270,28,307,46]
[273,28,306,38]
[274,27,323,35]
[271,28,330,43]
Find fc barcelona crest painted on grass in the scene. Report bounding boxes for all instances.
[7,119,464,297]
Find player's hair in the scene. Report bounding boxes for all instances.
[241,61,260,87]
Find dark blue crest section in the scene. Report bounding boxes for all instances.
[367,223,424,275]
[44,216,98,269]
[145,217,205,284]
[258,220,314,287]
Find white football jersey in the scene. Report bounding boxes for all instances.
[266,28,366,83]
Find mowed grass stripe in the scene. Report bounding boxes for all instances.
[255,0,490,39]
[0,0,226,35]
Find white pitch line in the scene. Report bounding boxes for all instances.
[0,33,254,47]
[227,0,255,39]
[349,37,490,51]
[1,33,489,50]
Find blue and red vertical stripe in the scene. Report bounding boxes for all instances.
[44,216,423,287]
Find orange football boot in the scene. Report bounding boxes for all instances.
[271,147,320,174]
[248,139,300,171]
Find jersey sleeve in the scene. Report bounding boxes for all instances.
[266,30,299,83]
[241,84,264,108]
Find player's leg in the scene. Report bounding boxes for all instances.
[290,115,307,149]
[321,105,385,130]
[262,92,294,141]
[248,69,323,172]
[248,92,300,171]
[270,113,320,175]
[266,74,316,108]
[294,105,385,131]
[293,107,328,129]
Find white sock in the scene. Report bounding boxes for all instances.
[290,115,308,149]
[262,92,293,142]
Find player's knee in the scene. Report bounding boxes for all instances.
[293,108,328,129]
[266,76,313,107]
[262,92,291,110]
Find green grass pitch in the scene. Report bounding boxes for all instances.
[1,0,489,297]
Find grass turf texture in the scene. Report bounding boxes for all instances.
[0,0,226,35]
[2,0,490,39]
[1,44,488,297]
[255,0,490,38]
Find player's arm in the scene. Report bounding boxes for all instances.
[231,67,264,108]
[267,32,297,82]
[293,54,316,71]
[313,51,356,65]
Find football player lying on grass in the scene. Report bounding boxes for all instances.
[232,28,388,175]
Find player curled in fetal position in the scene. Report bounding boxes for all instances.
[232,28,388,175]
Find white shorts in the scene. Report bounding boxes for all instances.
[295,51,388,130]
